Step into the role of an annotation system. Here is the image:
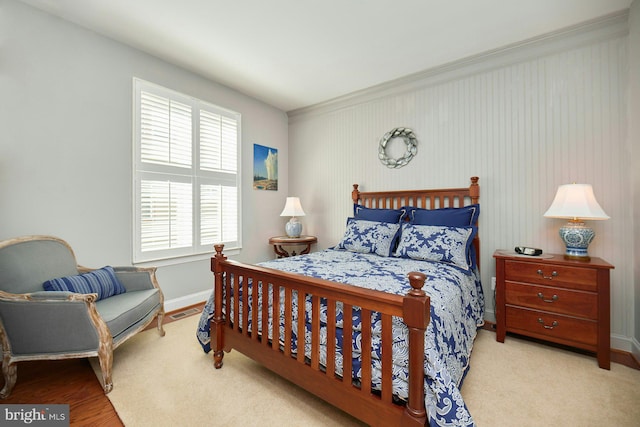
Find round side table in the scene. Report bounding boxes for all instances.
[268,235,317,258]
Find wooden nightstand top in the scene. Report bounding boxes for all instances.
[493,250,614,269]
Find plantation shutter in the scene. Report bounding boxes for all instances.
[140,92,192,168]
[199,109,238,246]
[134,78,241,262]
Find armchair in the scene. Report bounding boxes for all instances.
[0,235,165,398]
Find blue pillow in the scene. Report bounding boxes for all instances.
[394,224,477,274]
[405,204,480,269]
[43,266,126,301]
[406,204,480,226]
[335,218,401,257]
[354,204,406,223]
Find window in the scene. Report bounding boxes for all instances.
[133,78,241,262]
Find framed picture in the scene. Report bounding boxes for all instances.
[253,144,278,191]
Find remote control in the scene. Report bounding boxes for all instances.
[514,246,543,256]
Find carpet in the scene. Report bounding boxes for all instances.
[462,329,640,426]
[92,314,640,426]
[91,314,364,426]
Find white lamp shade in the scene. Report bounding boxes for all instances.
[543,184,609,220]
[280,197,306,217]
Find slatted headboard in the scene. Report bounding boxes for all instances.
[351,176,480,265]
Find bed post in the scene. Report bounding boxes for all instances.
[402,272,430,426]
[352,184,360,204]
[469,176,480,266]
[211,244,227,369]
[469,176,479,204]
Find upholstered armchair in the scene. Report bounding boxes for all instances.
[0,235,165,398]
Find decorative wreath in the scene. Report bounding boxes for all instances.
[378,127,418,168]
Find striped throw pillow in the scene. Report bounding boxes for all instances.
[43,266,126,301]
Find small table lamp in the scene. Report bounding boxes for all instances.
[543,183,609,261]
[280,197,306,238]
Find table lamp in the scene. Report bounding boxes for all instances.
[543,183,609,261]
[280,197,306,238]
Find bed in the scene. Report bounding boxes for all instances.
[197,177,483,426]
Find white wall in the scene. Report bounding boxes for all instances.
[0,1,289,309]
[629,0,640,360]
[288,12,635,351]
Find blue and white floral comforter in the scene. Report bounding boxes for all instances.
[197,248,484,426]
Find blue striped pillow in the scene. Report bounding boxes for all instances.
[43,266,126,301]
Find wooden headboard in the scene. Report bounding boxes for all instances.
[352,176,479,209]
[351,176,481,265]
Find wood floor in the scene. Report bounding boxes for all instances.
[0,304,203,427]
[0,358,122,427]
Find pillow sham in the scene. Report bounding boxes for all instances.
[394,224,476,274]
[335,218,401,257]
[42,266,126,301]
[406,204,480,226]
[354,204,406,224]
[404,204,480,269]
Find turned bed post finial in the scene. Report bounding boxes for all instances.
[211,244,227,273]
[214,243,225,258]
[352,184,360,204]
[407,272,427,297]
[469,177,479,204]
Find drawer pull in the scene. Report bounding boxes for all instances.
[537,292,559,303]
[536,269,558,280]
[537,318,559,330]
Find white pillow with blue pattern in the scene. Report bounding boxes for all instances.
[335,218,401,257]
[394,224,477,274]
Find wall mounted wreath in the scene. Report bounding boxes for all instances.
[378,127,418,169]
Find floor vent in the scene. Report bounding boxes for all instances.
[169,307,200,320]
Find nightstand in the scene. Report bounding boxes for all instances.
[269,235,317,258]
[493,250,614,369]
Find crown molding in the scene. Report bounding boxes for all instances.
[288,10,629,122]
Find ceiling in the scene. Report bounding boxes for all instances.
[20,0,632,112]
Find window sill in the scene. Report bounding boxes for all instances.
[134,246,241,267]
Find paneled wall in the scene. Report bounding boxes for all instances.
[288,13,633,349]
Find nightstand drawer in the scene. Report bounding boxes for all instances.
[505,281,598,319]
[506,306,597,348]
[504,260,597,291]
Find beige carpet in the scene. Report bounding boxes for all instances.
[92,314,640,426]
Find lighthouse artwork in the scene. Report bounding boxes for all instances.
[253,144,278,191]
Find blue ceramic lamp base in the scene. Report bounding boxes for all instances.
[559,219,595,261]
[285,217,302,238]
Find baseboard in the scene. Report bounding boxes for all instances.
[164,290,210,313]
[632,337,640,365]
[610,333,633,353]
[483,308,496,324]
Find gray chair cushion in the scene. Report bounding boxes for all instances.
[0,300,100,354]
[96,289,161,340]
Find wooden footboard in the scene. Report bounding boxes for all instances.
[211,245,430,427]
